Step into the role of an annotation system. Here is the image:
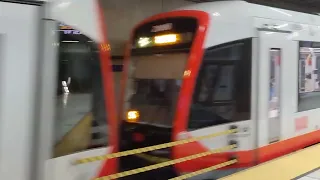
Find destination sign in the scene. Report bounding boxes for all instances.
[131,17,198,55]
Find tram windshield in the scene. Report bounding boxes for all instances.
[188,40,252,129]
[123,17,197,127]
[124,53,187,126]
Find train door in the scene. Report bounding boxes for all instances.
[257,30,291,144]
[0,0,117,179]
[50,0,119,178]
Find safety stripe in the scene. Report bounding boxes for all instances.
[94,144,237,180]
[134,153,170,163]
[74,128,237,165]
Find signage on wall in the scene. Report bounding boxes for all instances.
[59,23,81,35]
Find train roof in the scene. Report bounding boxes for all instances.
[178,0,320,25]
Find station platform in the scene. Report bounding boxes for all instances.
[54,93,93,157]
[221,143,320,180]
[55,93,91,143]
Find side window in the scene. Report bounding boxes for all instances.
[298,41,320,111]
[188,39,252,130]
[54,23,108,157]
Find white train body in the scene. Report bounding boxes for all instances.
[118,1,320,179]
[177,0,320,151]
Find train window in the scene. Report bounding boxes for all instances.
[124,53,187,126]
[188,39,252,130]
[298,41,320,112]
[54,23,109,157]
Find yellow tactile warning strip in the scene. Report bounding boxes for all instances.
[53,113,92,157]
[220,144,320,180]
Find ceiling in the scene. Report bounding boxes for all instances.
[185,0,320,14]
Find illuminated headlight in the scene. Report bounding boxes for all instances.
[126,110,140,123]
[138,37,151,47]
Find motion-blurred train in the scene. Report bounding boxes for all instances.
[1,0,118,179]
[105,0,320,179]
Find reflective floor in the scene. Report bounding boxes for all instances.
[55,93,91,143]
[53,93,92,157]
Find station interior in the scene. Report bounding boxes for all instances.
[4,0,320,180]
[54,0,320,156]
[54,0,320,179]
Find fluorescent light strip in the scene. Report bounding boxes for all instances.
[62,40,79,43]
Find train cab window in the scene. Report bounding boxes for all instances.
[124,53,187,127]
[188,39,252,130]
